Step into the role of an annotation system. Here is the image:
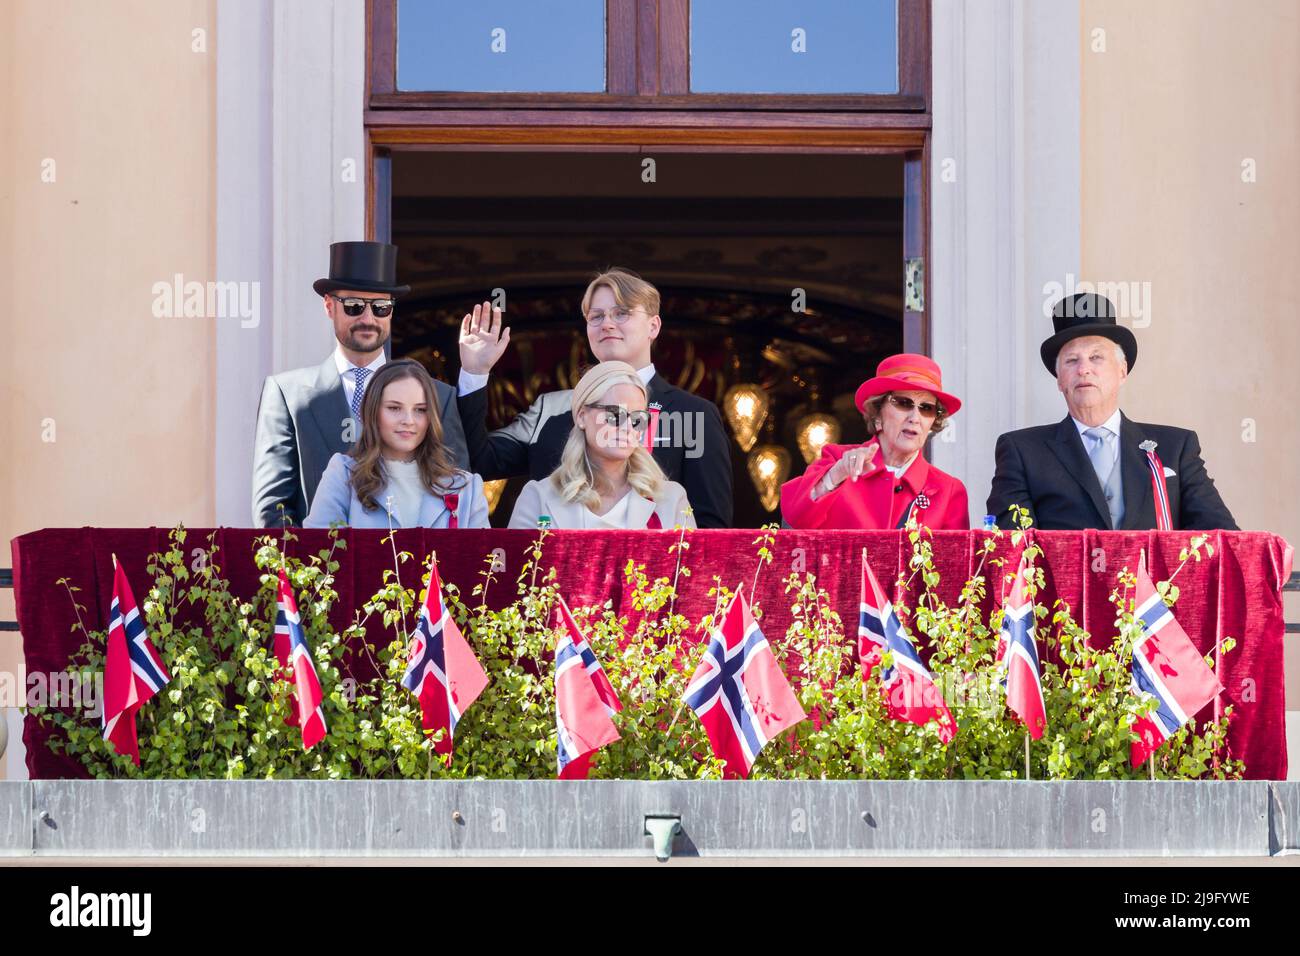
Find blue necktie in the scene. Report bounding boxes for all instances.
[350,366,370,420]
[1084,426,1124,528]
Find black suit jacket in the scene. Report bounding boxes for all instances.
[251,356,469,527]
[987,414,1237,531]
[458,372,734,528]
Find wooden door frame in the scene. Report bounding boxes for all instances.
[365,129,930,355]
[368,0,930,111]
[363,0,932,353]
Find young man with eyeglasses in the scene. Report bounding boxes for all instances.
[251,241,469,527]
[457,267,734,527]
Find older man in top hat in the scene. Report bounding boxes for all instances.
[251,241,469,527]
[986,293,1236,532]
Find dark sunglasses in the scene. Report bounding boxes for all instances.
[331,294,394,318]
[887,394,941,417]
[586,403,651,433]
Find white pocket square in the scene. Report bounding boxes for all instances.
[1163,467,1177,478]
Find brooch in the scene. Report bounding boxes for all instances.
[914,493,931,510]
[1139,440,1157,453]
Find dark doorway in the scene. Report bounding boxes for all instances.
[389,151,904,527]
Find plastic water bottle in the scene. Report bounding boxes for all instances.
[537,514,552,529]
[982,514,997,531]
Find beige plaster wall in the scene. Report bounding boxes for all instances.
[0,0,217,777]
[1081,0,1300,766]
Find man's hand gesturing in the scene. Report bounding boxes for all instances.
[459,301,511,375]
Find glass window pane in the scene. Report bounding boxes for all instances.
[690,0,898,94]
[397,0,605,93]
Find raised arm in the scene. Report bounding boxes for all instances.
[456,300,544,480]
[434,380,470,471]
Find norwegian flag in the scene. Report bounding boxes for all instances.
[401,554,488,754]
[102,555,171,765]
[995,554,1047,740]
[1129,552,1223,767]
[553,596,621,779]
[553,596,621,717]
[858,550,956,743]
[274,568,327,750]
[683,588,806,778]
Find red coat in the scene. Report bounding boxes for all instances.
[781,441,970,530]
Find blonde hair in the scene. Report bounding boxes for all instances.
[549,371,667,509]
[580,267,661,319]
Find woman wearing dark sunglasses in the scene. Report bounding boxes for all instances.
[781,353,970,530]
[508,361,695,530]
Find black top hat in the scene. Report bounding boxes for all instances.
[313,241,411,298]
[1040,292,1138,375]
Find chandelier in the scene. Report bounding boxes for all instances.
[747,444,791,512]
[795,411,841,465]
[723,383,770,453]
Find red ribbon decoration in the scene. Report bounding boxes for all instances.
[645,403,662,452]
[444,493,460,529]
[1142,447,1173,530]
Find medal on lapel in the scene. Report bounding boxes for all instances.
[645,402,662,451]
[895,487,933,529]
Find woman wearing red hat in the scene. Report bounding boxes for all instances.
[781,354,969,530]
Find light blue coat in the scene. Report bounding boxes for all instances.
[303,453,489,529]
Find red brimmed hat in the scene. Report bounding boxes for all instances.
[854,353,962,416]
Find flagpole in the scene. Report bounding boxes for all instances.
[1211,633,1224,774]
[1024,732,1030,780]
[1149,755,1156,781]
[384,505,412,649]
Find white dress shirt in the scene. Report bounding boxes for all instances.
[459,362,656,396]
[1073,408,1122,473]
[884,451,919,479]
[585,490,634,528]
[334,346,386,412]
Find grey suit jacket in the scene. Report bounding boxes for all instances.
[251,355,469,527]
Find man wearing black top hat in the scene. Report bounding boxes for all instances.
[986,293,1236,531]
[251,241,469,527]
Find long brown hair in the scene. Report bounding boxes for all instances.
[349,359,459,511]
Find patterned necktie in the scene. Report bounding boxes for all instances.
[350,366,370,420]
[1084,426,1124,528]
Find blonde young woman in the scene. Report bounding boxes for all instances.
[305,359,488,529]
[508,361,694,530]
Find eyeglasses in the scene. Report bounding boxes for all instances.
[331,295,394,318]
[584,307,639,326]
[586,403,651,433]
[887,394,941,417]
